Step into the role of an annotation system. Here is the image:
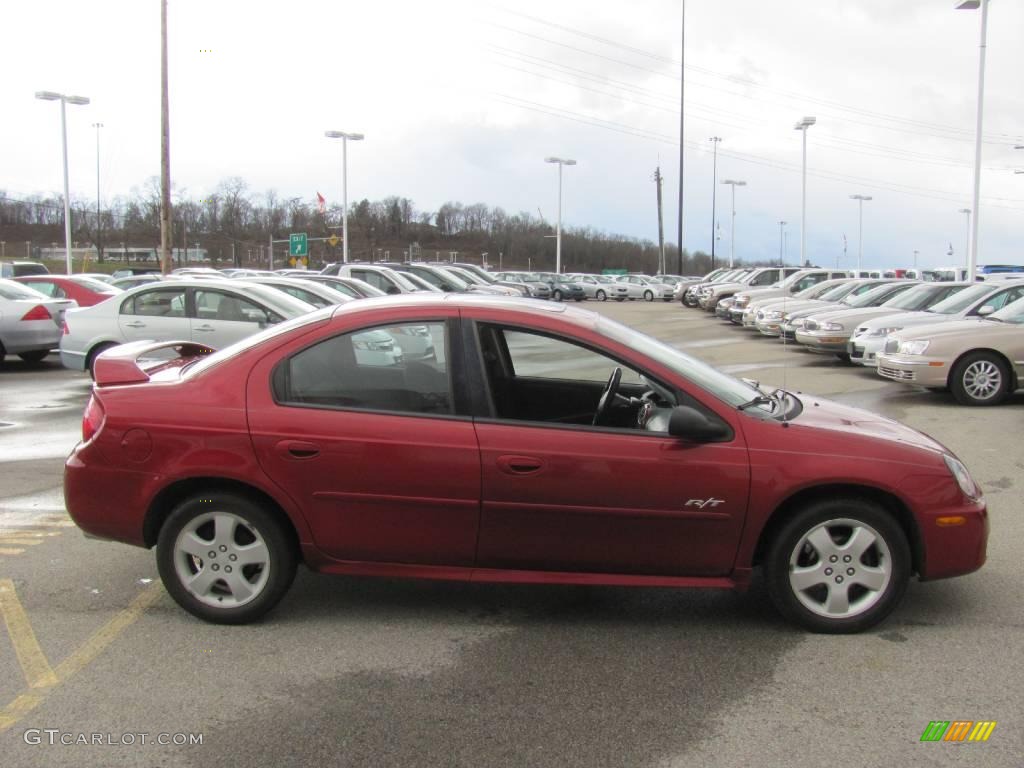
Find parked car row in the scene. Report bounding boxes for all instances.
[682,267,1024,406]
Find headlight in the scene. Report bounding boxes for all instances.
[821,321,845,331]
[944,454,980,500]
[791,318,808,329]
[898,339,930,355]
[867,326,901,338]
[734,295,750,307]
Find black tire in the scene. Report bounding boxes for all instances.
[764,498,910,634]
[0,340,7,367]
[615,297,625,302]
[552,289,563,302]
[87,342,117,379]
[835,352,852,364]
[596,290,607,302]
[18,350,50,364]
[643,290,654,302]
[156,491,297,625]
[949,351,1011,406]
[574,297,584,302]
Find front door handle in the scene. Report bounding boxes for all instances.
[276,439,321,460]
[193,324,216,332]
[124,321,146,328]
[496,455,544,475]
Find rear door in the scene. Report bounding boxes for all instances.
[117,286,190,342]
[190,288,281,348]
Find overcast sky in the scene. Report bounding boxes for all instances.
[3,0,1022,270]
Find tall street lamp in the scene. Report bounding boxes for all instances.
[720,179,746,268]
[545,156,576,274]
[794,116,816,267]
[709,137,722,269]
[92,122,104,263]
[958,208,972,273]
[324,130,364,263]
[849,194,872,273]
[778,220,787,266]
[955,0,990,279]
[36,90,90,275]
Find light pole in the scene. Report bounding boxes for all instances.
[92,122,103,263]
[849,194,872,273]
[545,156,576,274]
[720,179,746,268]
[794,116,816,267]
[709,136,721,269]
[324,130,364,263]
[913,249,919,271]
[955,0,989,279]
[958,208,972,273]
[778,221,787,266]
[35,90,90,275]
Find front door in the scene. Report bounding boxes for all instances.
[471,324,749,576]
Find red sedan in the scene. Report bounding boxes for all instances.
[15,275,121,307]
[64,296,987,632]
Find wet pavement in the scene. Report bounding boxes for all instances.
[0,303,1020,768]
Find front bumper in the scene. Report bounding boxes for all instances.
[876,354,950,387]
[917,497,988,581]
[794,330,852,353]
[848,336,886,366]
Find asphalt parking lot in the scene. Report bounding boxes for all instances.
[1,300,1021,767]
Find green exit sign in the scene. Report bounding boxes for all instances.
[289,233,308,257]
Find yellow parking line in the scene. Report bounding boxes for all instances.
[0,583,163,734]
[0,531,61,538]
[0,539,44,547]
[0,579,59,689]
[0,548,26,556]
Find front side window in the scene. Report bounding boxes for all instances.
[124,288,186,317]
[275,321,450,415]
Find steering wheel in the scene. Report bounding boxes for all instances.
[593,366,623,426]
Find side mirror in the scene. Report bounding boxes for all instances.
[668,406,731,442]
[977,304,996,316]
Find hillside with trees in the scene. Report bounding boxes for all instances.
[0,176,718,274]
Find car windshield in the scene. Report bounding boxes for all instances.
[73,276,123,293]
[927,283,1006,314]
[841,284,900,308]
[879,284,942,310]
[989,296,1024,324]
[596,315,774,414]
[814,282,858,301]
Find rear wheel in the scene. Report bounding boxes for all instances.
[157,491,297,624]
[643,290,654,302]
[552,289,564,302]
[765,498,910,633]
[86,343,117,379]
[17,350,49,364]
[950,351,1010,406]
[596,290,607,302]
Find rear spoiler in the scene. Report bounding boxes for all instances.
[92,340,217,387]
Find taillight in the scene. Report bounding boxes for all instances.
[20,305,51,321]
[82,396,105,443]
[62,320,70,335]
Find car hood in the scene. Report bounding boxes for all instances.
[787,395,947,456]
[805,306,903,326]
[891,316,1016,342]
[856,309,957,332]
[758,298,828,315]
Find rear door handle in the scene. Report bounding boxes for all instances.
[496,455,544,475]
[193,324,216,332]
[124,321,146,328]
[276,440,321,460]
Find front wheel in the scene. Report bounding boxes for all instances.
[157,492,297,624]
[596,290,607,302]
[552,289,564,302]
[765,498,910,633]
[950,352,1010,406]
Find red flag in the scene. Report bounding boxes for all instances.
[316,192,326,214]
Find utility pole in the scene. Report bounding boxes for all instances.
[654,167,666,275]
[159,0,172,275]
[778,221,786,266]
[709,136,721,270]
[676,0,686,275]
[92,122,103,263]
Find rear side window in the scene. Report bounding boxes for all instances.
[275,322,450,415]
[123,288,186,317]
[25,281,65,298]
